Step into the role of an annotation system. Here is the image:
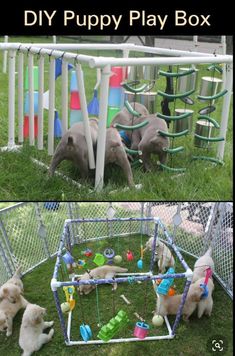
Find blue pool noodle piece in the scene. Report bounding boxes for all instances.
[24,91,39,115]
[55,58,73,79]
[108,87,123,107]
[54,111,62,138]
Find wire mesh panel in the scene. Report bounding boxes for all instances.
[210,203,233,298]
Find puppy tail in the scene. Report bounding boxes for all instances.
[22,351,32,356]
[204,246,212,256]
[112,267,128,273]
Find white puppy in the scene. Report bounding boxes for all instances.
[194,277,214,318]
[192,247,214,283]
[0,284,29,336]
[0,266,24,299]
[19,304,54,356]
[156,281,204,321]
[77,265,128,295]
[144,236,175,273]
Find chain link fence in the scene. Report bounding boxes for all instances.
[0,202,233,298]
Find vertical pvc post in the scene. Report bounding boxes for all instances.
[95,64,111,191]
[52,290,69,343]
[28,53,35,146]
[75,63,95,169]
[8,49,16,147]
[221,36,227,89]
[52,36,57,44]
[150,220,159,273]
[18,52,24,143]
[217,62,233,160]
[61,60,68,135]
[38,54,44,150]
[171,279,191,335]
[3,35,8,73]
[48,56,56,155]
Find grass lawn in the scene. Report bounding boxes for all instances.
[0,36,233,200]
[0,234,233,355]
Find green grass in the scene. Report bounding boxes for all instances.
[0,234,233,355]
[0,36,233,200]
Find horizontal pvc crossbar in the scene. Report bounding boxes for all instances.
[157,111,192,121]
[197,89,228,101]
[122,83,149,94]
[163,146,184,154]
[114,120,149,131]
[0,43,232,68]
[191,156,224,165]
[124,100,141,116]
[198,115,220,128]
[158,68,195,77]
[57,272,187,287]
[158,162,186,173]
[131,159,143,167]
[125,147,142,155]
[158,89,195,100]
[159,129,189,138]
[194,133,225,142]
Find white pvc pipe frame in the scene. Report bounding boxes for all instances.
[0,42,233,190]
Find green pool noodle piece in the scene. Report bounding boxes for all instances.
[124,100,141,117]
[158,129,189,138]
[197,89,228,101]
[159,68,195,78]
[24,66,39,91]
[191,156,224,165]
[131,159,143,168]
[125,147,142,156]
[157,111,192,121]
[158,89,195,100]
[114,120,149,131]
[158,162,186,173]
[122,82,149,94]
[163,146,184,154]
[198,115,220,129]
[207,64,223,74]
[93,253,106,266]
[194,134,225,142]
[97,310,130,342]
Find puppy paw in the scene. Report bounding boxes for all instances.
[6,330,12,337]
[49,321,54,327]
[49,328,54,338]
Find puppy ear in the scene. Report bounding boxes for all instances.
[1,287,9,297]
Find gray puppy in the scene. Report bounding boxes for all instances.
[130,115,170,171]
[111,102,149,127]
[48,118,98,179]
[105,127,134,187]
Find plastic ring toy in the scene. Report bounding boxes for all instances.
[104,248,115,259]
[80,324,92,342]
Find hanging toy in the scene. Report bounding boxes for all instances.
[137,244,144,269]
[157,267,175,295]
[200,267,212,299]
[61,286,75,313]
[62,251,77,274]
[133,321,150,339]
[82,248,93,257]
[126,250,134,261]
[104,248,115,265]
[152,315,164,327]
[77,259,86,269]
[80,323,92,342]
[113,255,122,264]
[93,253,106,266]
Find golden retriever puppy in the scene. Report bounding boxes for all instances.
[143,237,175,273]
[156,281,204,321]
[0,266,24,299]
[0,285,29,336]
[77,265,128,295]
[194,277,214,318]
[192,247,214,283]
[19,304,54,356]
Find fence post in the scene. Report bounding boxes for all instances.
[0,217,17,272]
[140,203,145,235]
[35,203,51,259]
[67,203,75,245]
[145,203,152,235]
